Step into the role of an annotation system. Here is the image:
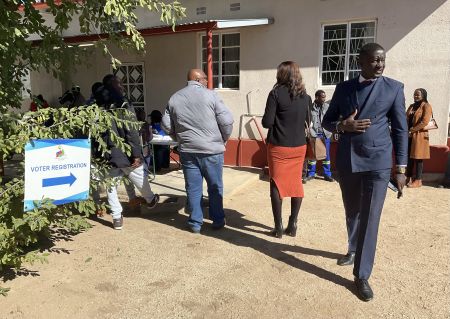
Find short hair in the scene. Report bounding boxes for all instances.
[91,82,103,95]
[359,43,385,57]
[315,90,325,97]
[102,74,115,87]
[135,108,146,122]
[150,110,163,124]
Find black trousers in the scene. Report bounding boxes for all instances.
[407,158,423,179]
[407,138,424,179]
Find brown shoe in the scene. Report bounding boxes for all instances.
[128,196,146,208]
[96,209,106,217]
[408,179,422,188]
[406,177,411,186]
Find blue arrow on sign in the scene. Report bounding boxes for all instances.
[42,173,77,188]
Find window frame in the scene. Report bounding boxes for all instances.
[111,62,146,110]
[319,20,377,87]
[200,31,240,90]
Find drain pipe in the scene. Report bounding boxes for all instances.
[238,113,265,167]
[237,89,267,167]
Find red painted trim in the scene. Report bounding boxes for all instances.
[18,0,69,12]
[140,22,217,36]
[222,138,450,173]
[206,27,213,89]
[62,34,108,44]
[32,21,218,45]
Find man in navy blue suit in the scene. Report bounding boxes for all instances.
[322,43,408,301]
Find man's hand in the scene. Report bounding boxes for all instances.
[131,157,142,168]
[395,173,407,198]
[339,109,371,133]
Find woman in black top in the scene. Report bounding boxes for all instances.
[262,61,311,238]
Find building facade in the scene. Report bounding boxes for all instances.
[24,0,450,171]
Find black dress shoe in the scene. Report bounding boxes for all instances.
[302,175,314,184]
[337,252,355,266]
[354,278,374,301]
[211,219,226,230]
[324,175,335,182]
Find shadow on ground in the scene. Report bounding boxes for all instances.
[0,228,76,283]
[140,201,355,295]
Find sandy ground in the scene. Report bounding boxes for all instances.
[0,169,449,319]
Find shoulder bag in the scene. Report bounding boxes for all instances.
[423,111,438,131]
[305,104,327,161]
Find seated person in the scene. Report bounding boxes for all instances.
[30,94,49,112]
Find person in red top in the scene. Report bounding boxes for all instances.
[30,94,49,112]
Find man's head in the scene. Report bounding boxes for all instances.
[150,110,163,124]
[103,74,124,95]
[91,82,103,95]
[187,69,208,87]
[315,90,326,105]
[358,43,385,79]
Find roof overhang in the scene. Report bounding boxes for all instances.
[215,18,274,28]
[57,18,274,44]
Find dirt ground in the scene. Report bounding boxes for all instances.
[1,171,449,319]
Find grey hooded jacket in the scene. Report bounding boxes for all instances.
[162,81,234,154]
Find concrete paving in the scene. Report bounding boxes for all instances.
[116,165,263,215]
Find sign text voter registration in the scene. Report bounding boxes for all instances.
[24,139,91,211]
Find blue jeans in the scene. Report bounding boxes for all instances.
[180,152,225,231]
[307,134,332,177]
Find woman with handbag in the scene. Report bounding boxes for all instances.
[262,61,310,238]
[406,88,434,188]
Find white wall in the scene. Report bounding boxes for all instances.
[37,0,450,144]
[20,69,63,112]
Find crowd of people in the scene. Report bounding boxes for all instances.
[28,42,435,302]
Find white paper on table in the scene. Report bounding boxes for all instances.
[152,135,174,142]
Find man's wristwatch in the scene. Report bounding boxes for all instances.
[396,166,406,174]
[335,121,344,133]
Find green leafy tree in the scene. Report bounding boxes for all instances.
[0,0,185,293]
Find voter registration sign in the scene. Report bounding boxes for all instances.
[24,139,91,211]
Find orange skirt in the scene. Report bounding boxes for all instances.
[267,143,306,199]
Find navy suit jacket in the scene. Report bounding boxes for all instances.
[322,76,408,173]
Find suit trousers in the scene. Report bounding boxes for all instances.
[338,169,390,279]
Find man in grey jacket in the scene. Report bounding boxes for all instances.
[162,69,234,233]
[304,90,335,183]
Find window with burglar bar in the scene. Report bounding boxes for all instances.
[112,63,145,112]
[201,33,240,89]
[320,21,376,86]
